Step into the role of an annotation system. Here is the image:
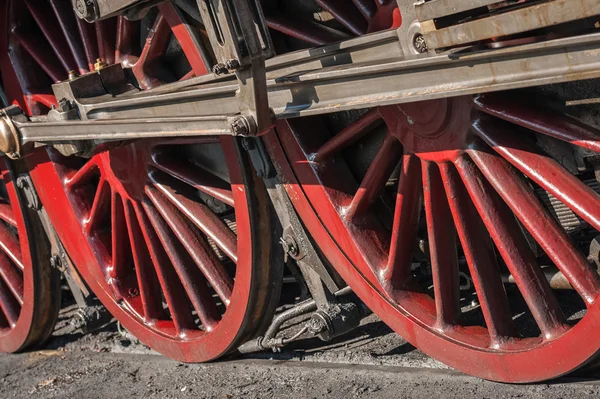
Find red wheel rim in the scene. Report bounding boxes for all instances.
[2,1,279,361]
[270,93,600,382]
[0,158,60,353]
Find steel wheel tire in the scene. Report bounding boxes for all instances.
[0,158,60,353]
[267,94,600,382]
[2,0,281,362]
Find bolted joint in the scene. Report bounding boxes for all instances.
[49,254,63,270]
[230,115,256,136]
[16,175,41,210]
[226,59,241,71]
[73,0,99,22]
[212,63,229,76]
[280,234,301,263]
[94,57,107,71]
[413,33,428,54]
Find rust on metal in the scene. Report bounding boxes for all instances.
[423,0,600,49]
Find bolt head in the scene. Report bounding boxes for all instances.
[226,59,240,71]
[231,117,250,135]
[50,255,62,269]
[94,58,107,71]
[212,63,228,76]
[413,34,428,54]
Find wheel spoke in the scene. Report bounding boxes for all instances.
[132,14,172,89]
[0,252,23,306]
[96,19,117,65]
[475,94,600,153]
[455,154,569,339]
[146,185,233,306]
[149,170,237,263]
[0,223,23,271]
[24,0,77,73]
[151,151,234,207]
[265,13,352,46]
[474,118,600,233]
[109,192,131,280]
[352,0,377,19]
[49,0,88,75]
[314,109,382,162]
[84,177,110,234]
[424,161,461,328]
[0,277,19,327]
[115,17,139,65]
[346,133,401,220]
[442,162,516,344]
[0,203,17,228]
[124,201,164,322]
[385,154,422,285]
[136,204,197,334]
[143,200,220,331]
[65,160,98,189]
[76,18,98,70]
[315,0,368,35]
[159,3,210,76]
[467,144,600,305]
[11,28,64,82]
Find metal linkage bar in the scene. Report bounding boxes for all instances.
[198,0,274,135]
[78,31,600,119]
[2,30,600,156]
[14,116,234,142]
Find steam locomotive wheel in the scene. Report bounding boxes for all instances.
[0,158,60,353]
[1,1,280,362]
[257,1,600,383]
[274,94,600,382]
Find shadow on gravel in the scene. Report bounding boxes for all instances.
[45,324,118,351]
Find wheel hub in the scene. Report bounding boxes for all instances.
[103,142,151,200]
[382,97,473,161]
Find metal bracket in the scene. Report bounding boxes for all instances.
[197,0,274,136]
[264,179,342,307]
[241,137,276,179]
[15,175,40,211]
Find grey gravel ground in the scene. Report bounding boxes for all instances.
[2,350,600,399]
[1,300,599,398]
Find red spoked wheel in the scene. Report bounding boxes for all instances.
[1,1,281,362]
[0,158,60,353]
[273,93,600,382]
[257,1,600,382]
